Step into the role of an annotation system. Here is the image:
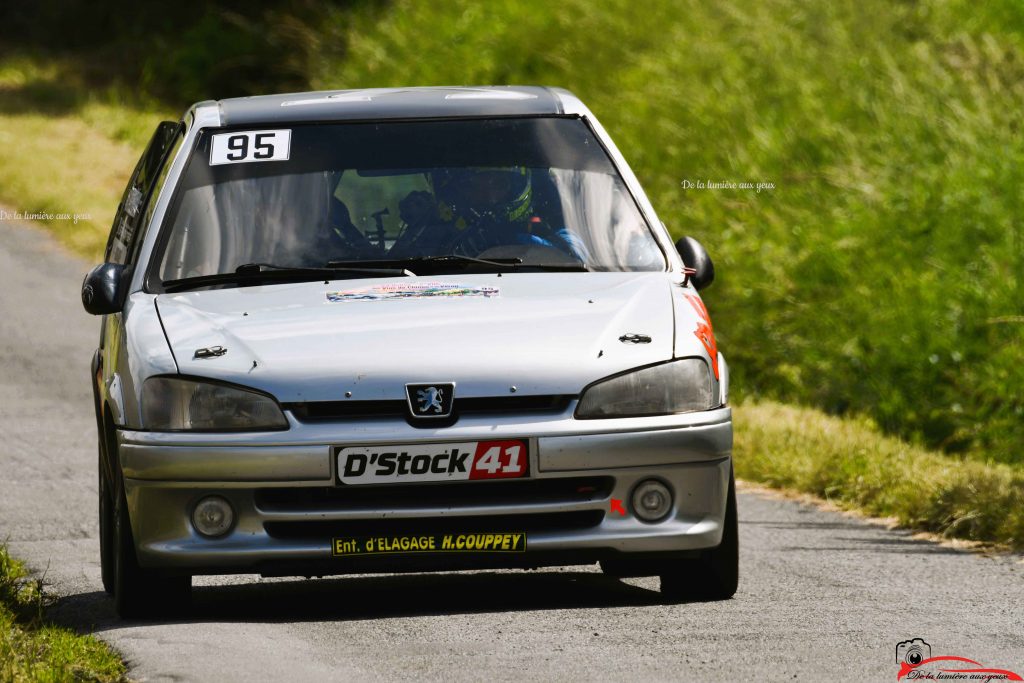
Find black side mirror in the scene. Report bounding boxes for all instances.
[675,236,715,290]
[82,263,126,315]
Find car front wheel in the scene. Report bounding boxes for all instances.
[659,467,739,602]
[98,447,115,596]
[112,481,191,619]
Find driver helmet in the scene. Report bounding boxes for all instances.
[434,167,533,225]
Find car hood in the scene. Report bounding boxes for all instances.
[155,272,697,402]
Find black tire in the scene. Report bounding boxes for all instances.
[113,484,191,619]
[659,467,739,602]
[98,447,115,596]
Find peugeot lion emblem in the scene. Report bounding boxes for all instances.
[405,382,456,420]
[417,387,444,413]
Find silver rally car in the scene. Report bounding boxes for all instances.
[82,86,736,618]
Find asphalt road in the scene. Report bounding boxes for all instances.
[1,219,1022,682]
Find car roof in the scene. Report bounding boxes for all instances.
[213,86,565,127]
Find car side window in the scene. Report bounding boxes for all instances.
[131,129,185,266]
[105,121,182,265]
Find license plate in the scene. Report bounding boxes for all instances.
[335,439,529,485]
[332,532,527,556]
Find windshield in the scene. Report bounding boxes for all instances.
[153,117,664,286]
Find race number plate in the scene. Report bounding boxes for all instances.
[209,130,291,165]
[335,440,528,485]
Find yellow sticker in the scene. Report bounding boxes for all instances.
[332,532,527,556]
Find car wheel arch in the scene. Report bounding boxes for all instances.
[99,407,123,497]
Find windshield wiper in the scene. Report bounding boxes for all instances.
[234,262,417,277]
[325,254,589,272]
[326,254,521,270]
[512,262,590,272]
[416,254,590,272]
[408,254,590,271]
[417,254,525,268]
[162,263,413,293]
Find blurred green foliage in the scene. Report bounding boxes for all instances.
[2,0,1023,462]
[0,1,375,104]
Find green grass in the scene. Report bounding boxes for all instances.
[735,401,1024,548]
[0,546,126,682]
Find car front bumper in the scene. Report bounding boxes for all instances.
[117,406,732,575]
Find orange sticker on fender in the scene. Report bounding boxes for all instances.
[684,293,719,379]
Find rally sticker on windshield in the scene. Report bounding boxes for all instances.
[332,533,527,556]
[326,282,499,302]
[209,130,291,165]
[336,440,528,485]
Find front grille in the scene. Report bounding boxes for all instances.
[284,394,575,422]
[257,478,610,554]
[258,478,611,541]
[264,511,605,540]
[255,476,614,512]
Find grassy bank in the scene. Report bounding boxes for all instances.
[734,402,1024,549]
[0,546,126,682]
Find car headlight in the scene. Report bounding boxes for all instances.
[142,377,288,431]
[575,358,714,418]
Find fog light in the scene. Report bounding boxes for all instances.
[631,480,672,522]
[192,496,234,537]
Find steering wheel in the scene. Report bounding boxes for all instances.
[446,224,497,256]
